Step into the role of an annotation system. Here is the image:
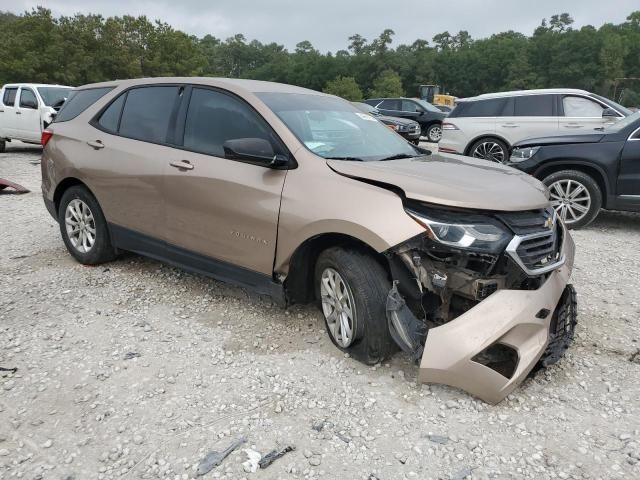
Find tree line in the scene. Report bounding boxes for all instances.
[1,7,640,105]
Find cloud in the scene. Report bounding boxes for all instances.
[2,0,638,52]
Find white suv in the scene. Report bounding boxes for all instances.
[0,83,73,151]
[439,88,632,163]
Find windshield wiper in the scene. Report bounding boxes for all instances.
[325,156,365,161]
[378,153,417,161]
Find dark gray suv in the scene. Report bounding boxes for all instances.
[365,97,447,142]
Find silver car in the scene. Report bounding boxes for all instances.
[439,88,632,163]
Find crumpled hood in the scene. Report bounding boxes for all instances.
[327,153,549,211]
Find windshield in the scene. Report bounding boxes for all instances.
[413,99,441,113]
[258,93,422,161]
[592,93,633,117]
[603,110,640,134]
[37,87,72,108]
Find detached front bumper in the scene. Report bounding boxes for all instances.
[418,229,575,404]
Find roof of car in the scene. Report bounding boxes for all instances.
[75,77,325,96]
[460,88,592,102]
[2,83,73,89]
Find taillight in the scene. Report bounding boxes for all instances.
[41,130,53,147]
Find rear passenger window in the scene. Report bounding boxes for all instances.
[97,94,126,133]
[2,87,17,106]
[562,96,604,117]
[183,88,272,157]
[379,99,401,110]
[401,101,420,112]
[514,95,554,116]
[119,86,181,143]
[55,87,114,122]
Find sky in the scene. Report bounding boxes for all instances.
[2,0,638,52]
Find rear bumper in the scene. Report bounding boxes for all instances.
[438,130,467,154]
[418,228,575,404]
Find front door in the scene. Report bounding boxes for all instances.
[617,127,640,197]
[15,87,42,142]
[558,95,617,133]
[162,86,287,275]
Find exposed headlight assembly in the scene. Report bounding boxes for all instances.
[406,209,512,253]
[509,146,540,163]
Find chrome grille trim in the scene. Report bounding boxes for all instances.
[506,224,565,276]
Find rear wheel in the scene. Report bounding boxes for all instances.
[315,247,396,364]
[58,185,116,264]
[426,124,442,143]
[542,170,602,229]
[469,138,508,163]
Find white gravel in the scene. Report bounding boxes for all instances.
[1,143,639,479]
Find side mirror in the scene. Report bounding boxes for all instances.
[222,138,289,169]
[602,107,619,119]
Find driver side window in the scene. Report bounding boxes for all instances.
[402,100,421,113]
[563,96,604,117]
[19,88,38,109]
[184,88,274,158]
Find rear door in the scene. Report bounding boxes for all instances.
[617,127,640,196]
[558,95,613,133]
[495,94,558,145]
[0,87,19,137]
[15,87,43,142]
[162,86,287,275]
[88,85,182,238]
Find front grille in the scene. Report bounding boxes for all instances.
[501,208,564,275]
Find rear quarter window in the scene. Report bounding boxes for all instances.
[55,87,114,122]
[450,98,507,118]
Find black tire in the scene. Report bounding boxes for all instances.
[542,170,602,229]
[468,137,509,163]
[315,247,396,365]
[412,139,421,146]
[425,123,442,143]
[0,139,6,153]
[58,185,116,265]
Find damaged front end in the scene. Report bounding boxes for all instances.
[385,201,577,404]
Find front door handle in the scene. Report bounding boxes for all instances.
[16,111,21,115]
[87,140,105,149]
[169,160,194,170]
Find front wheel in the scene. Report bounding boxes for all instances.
[469,138,508,163]
[425,124,442,143]
[315,247,396,365]
[542,170,602,229]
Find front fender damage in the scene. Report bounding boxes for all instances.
[384,226,576,404]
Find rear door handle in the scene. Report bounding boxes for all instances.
[169,160,194,170]
[87,140,105,149]
[15,111,21,115]
[564,124,584,129]
[501,124,519,128]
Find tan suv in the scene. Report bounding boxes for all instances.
[41,77,577,403]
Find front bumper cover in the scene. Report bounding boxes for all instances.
[418,227,575,404]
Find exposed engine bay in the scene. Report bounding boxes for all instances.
[384,200,577,403]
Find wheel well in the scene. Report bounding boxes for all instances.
[464,135,510,156]
[534,163,609,199]
[284,233,390,305]
[53,178,88,213]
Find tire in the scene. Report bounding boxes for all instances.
[542,170,602,229]
[0,139,6,153]
[469,138,509,163]
[315,247,396,365]
[412,139,421,146]
[58,185,116,264]
[426,123,442,143]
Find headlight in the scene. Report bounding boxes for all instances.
[510,146,540,163]
[397,125,409,132]
[406,209,512,253]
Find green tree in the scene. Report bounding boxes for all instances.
[323,76,363,101]
[369,69,404,97]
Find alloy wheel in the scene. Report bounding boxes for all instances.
[548,179,592,225]
[428,125,442,142]
[472,141,506,163]
[320,267,357,348]
[65,199,97,253]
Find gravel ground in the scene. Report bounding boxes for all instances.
[1,142,639,480]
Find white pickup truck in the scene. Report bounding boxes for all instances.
[0,83,73,152]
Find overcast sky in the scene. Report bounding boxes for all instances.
[2,0,638,52]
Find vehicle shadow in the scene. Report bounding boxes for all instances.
[2,145,42,154]
[585,210,640,233]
